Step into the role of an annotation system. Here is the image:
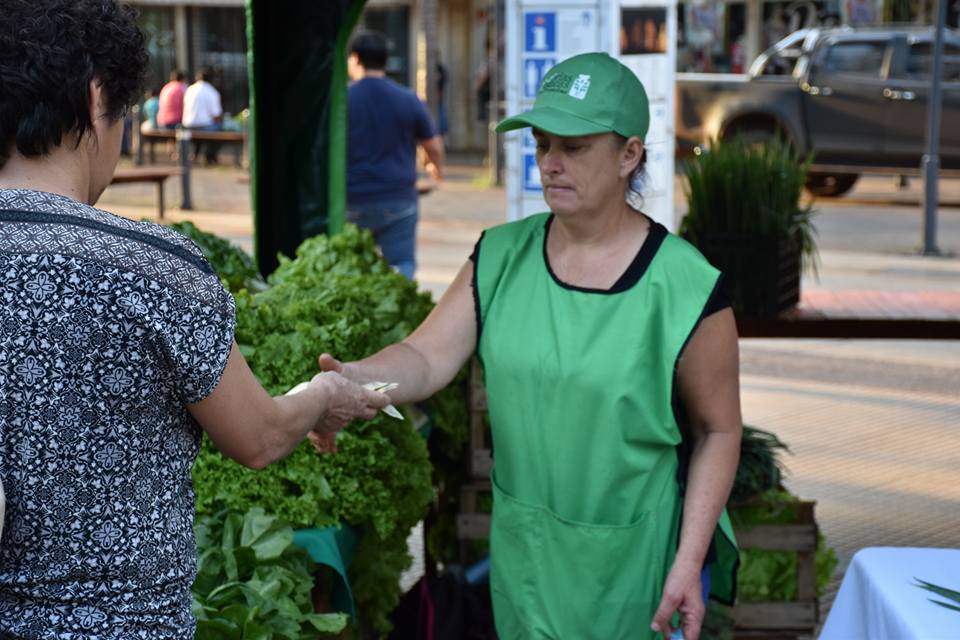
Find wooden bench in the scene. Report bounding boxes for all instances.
[110,167,183,219]
[139,128,246,167]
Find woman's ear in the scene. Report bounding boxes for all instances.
[88,78,107,126]
[619,136,644,179]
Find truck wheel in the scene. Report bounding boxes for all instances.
[805,173,859,197]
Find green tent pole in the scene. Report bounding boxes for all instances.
[244,0,260,264]
[327,0,367,235]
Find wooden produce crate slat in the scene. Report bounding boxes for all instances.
[733,602,818,629]
[796,550,817,600]
[735,524,818,551]
[471,449,493,478]
[457,513,492,540]
[469,359,487,411]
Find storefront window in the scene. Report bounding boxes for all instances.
[137,7,176,96]
[194,7,249,116]
[677,1,746,73]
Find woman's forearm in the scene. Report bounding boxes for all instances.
[191,346,384,469]
[674,430,741,570]
[248,387,329,468]
[341,340,446,405]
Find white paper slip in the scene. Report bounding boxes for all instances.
[285,379,403,420]
[363,381,403,419]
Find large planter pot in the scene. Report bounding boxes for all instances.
[685,232,801,318]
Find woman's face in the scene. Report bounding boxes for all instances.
[533,129,637,217]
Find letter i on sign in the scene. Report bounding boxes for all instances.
[532,15,548,50]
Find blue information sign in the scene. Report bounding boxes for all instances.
[524,12,556,53]
[523,58,555,98]
[522,128,537,150]
[523,154,542,192]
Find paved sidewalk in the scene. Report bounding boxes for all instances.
[99,160,960,629]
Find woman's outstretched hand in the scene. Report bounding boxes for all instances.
[317,353,346,375]
[304,371,388,454]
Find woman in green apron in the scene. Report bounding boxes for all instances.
[317,52,741,639]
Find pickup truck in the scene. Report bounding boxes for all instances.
[676,26,960,196]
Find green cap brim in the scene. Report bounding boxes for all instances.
[494,105,614,136]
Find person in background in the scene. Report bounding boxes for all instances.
[142,87,160,131]
[435,55,449,137]
[157,69,187,129]
[182,68,223,164]
[346,31,445,280]
[0,2,389,636]
[317,53,741,640]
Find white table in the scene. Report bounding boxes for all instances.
[820,547,960,640]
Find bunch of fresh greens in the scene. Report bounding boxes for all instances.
[168,220,266,294]
[680,137,817,268]
[193,225,467,635]
[730,489,837,602]
[192,507,347,639]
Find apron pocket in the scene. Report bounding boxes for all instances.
[490,475,666,640]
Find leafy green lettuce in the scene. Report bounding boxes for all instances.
[168,220,266,294]
[192,507,348,639]
[191,225,462,635]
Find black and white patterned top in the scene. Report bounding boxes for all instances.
[0,189,235,638]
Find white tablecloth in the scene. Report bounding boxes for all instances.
[820,547,960,640]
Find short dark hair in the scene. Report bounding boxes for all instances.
[170,69,186,82]
[350,31,389,71]
[0,0,148,169]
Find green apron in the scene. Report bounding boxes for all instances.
[474,213,737,640]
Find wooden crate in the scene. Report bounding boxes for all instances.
[733,500,820,639]
[455,360,493,560]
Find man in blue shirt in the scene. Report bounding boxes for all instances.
[347,31,445,279]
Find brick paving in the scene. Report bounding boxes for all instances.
[738,371,960,626]
[802,288,960,319]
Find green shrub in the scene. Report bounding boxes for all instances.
[731,426,790,503]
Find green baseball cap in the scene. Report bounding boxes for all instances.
[495,52,650,141]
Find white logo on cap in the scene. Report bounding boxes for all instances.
[569,74,591,100]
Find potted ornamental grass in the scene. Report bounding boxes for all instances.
[680,137,817,317]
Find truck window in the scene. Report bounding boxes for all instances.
[816,41,886,78]
[904,42,960,81]
[760,46,803,76]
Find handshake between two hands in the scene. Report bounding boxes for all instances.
[286,355,403,454]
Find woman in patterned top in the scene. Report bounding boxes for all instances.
[0,2,389,637]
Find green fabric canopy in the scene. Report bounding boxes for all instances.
[246,0,366,276]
